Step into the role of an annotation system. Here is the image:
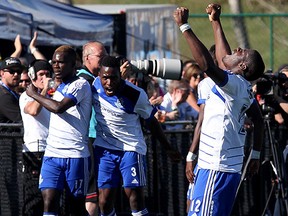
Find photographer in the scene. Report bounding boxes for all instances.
[254,66,288,213]
[255,66,288,126]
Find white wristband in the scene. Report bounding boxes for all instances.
[31,47,37,54]
[186,151,197,162]
[179,23,191,33]
[251,150,261,159]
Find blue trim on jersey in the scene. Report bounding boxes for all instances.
[217,70,229,87]
[211,86,225,103]
[93,78,140,114]
[55,76,80,104]
[66,93,77,103]
[197,98,206,105]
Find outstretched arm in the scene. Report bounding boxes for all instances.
[10,35,22,58]
[173,7,225,85]
[29,31,46,60]
[206,3,231,70]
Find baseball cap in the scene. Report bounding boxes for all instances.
[0,57,23,70]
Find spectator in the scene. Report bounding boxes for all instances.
[0,57,23,123]
[19,59,53,216]
[26,45,92,216]
[174,4,264,216]
[183,61,204,112]
[17,70,31,94]
[91,55,182,216]
[160,79,198,130]
[77,41,108,216]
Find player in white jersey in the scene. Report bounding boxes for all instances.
[186,77,215,212]
[92,55,182,216]
[26,45,91,216]
[174,4,265,216]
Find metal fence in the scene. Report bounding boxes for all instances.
[0,122,195,216]
[0,121,287,216]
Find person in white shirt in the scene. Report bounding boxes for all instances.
[19,59,53,216]
[26,45,92,216]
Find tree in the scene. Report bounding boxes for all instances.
[228,0,250,48]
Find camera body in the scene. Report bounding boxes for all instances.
[256,70,288,96]
[130,58,183,80]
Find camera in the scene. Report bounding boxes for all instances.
[256,70,288,96]
[130,58,183,80]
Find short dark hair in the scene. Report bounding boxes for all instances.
[100,55,121,68]
[244,49,265,81]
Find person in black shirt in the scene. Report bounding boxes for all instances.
[0,57,23,123]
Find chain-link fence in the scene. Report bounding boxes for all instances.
[180,14,288,72]
[1,120,288,215]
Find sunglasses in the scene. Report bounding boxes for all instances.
[3,69,22,75]
[19,79,31,83]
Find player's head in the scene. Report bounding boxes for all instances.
[99,55,122,96]
[222,47,265,81]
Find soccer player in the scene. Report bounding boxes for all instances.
[174,4,265,215]
[92,55,182,216]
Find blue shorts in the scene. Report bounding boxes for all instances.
[94,146,147,189]
[188,169,241,216]
[39,156,90,198]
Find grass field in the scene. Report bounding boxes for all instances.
[74,0,288,71]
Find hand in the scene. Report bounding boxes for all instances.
[206,3,221,22]
[186,161,197,183]
[173,7,189,27]
[14,34,22,52]
[166,110,179,120]
[166,149,183,163]
[149,95,163,106]
[26,83,38,97]
[29,31,38,51]
[172,89,183,105]
[120,60,132,79]
[42,77,52,91]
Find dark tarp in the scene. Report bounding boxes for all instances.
[0,0,114,47]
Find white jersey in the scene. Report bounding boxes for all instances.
[19,91,50,152]
[45,77,92,158]
[197,77,215,105]
[92,78,155,155]
[198,71,254,173]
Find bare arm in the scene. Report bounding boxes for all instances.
[173,7,225,85]
[206,3,231,69]
[26,83,75,114]
[186,92,200,112]
[29,31,46,60]
[24,77,51,116]
[10,35,22,58]
[185,103,204,183]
